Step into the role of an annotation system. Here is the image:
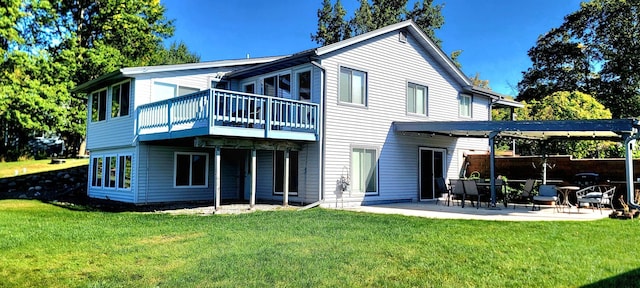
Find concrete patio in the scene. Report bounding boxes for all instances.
[346,201,612,221]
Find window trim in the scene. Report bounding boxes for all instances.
[273,150,299,196]
[338,66,368,107]
[110,80,131,118]
[91,156,104,187]
[406,82,429,117]
[294,68,312,101]
[90,154,133,192]
[350,145,379,195]
[153,81,200,99]
[459,94,472,118]
[173,152,209,188]
[90,88,107,122]
[104,155,118,189]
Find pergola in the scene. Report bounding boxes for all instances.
[394,119,640,209]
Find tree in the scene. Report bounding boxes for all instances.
[0,0,199,160]
[150,41,200,65]
[312,0,445,47]
[311,0,350,45]
[518,0,640,118]
[499,91,615,158]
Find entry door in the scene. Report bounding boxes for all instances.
[419,148,446,201]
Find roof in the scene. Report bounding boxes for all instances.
[72,56,285,93]
[394,119,640,141]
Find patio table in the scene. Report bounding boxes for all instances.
[557,186,580,212]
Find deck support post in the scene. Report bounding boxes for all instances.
[283,149,289,207]
[489,131,499,208]
[250,149,257,209]
[214,146,221,212]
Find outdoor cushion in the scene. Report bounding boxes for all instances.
[533,196,558,202]
[584,192,603,198]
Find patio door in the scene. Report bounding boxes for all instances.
[419,148,446,201]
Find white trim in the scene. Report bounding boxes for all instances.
[89,88,108,123]
[337,65,368,107]
[273,150,299,196]
[349,145,379,195]
[459,94,473,118]
[418,147,447,201]
[406,81,429,117]
[173,152,209,188]
[109,80,132,119]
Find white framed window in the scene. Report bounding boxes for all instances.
[273,151,298,195]
[339,67,367,106]
[91,157,104,187]
[243,82,256,93]
[90,89,107,122]
[407,83,428,116]
[118,155,132,190]
[262,73,292,98]
[90,154,132,191]
[174,152,209,188]
[351,147,378,194]
[154,82,199,101]
[111,81,130,118]
[105,156,117,188]
[459,94,472,118]
[296,70,311,101]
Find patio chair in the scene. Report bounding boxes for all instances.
[532,184,559,211]
[509,179,536,210]
[576,185,616,214]
[449,179,465,207]
[435,177,449,205]
[462,180,484,209]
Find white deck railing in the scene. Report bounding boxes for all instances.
[137,89,319,139]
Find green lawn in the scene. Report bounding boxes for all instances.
[0,200,639,287]
[0,159,89,178]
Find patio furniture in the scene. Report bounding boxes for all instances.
[532,184,559,211]
[435,177,449,205]
[576,185,616,214]
[508,179,536,210]
[462,179,484,209]
[448,179,465,207]
[556,185,580,212]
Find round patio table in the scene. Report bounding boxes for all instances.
[557,186,580,212]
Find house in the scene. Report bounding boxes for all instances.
[72,20,520,208]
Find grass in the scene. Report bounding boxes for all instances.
[0,158,89,178]
[1,200,639,287]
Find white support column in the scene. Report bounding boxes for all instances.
[214,147,221,211]
[283,150,290,207]
[250,149,257,209]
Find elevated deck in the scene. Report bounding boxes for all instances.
[136,89,319,142]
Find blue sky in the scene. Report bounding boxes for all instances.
[162,0,583,97]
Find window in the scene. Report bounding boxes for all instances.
[91,157,103,187]
[154,82,199,101]
[459,94,472,117]
[274,151,298,195]
[118,155,132,189]
[407,83,428,115]
[297,70,311,101]
[263,74,291,98]
[91,90,107,122]
[105,156,117,188]
[111,81,130,118]
[339,67,367,105]
[178,86,199,96]
[351,148,377,193]
[243,83,255,93]
[174,152,208,187]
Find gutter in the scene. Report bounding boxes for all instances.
[311,60,326,202]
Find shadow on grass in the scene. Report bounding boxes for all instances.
[580,267,640,288]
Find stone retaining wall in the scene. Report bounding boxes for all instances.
[0,165,88,200]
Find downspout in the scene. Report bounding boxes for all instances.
[311,60,326,203]
[624,133,640,209]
